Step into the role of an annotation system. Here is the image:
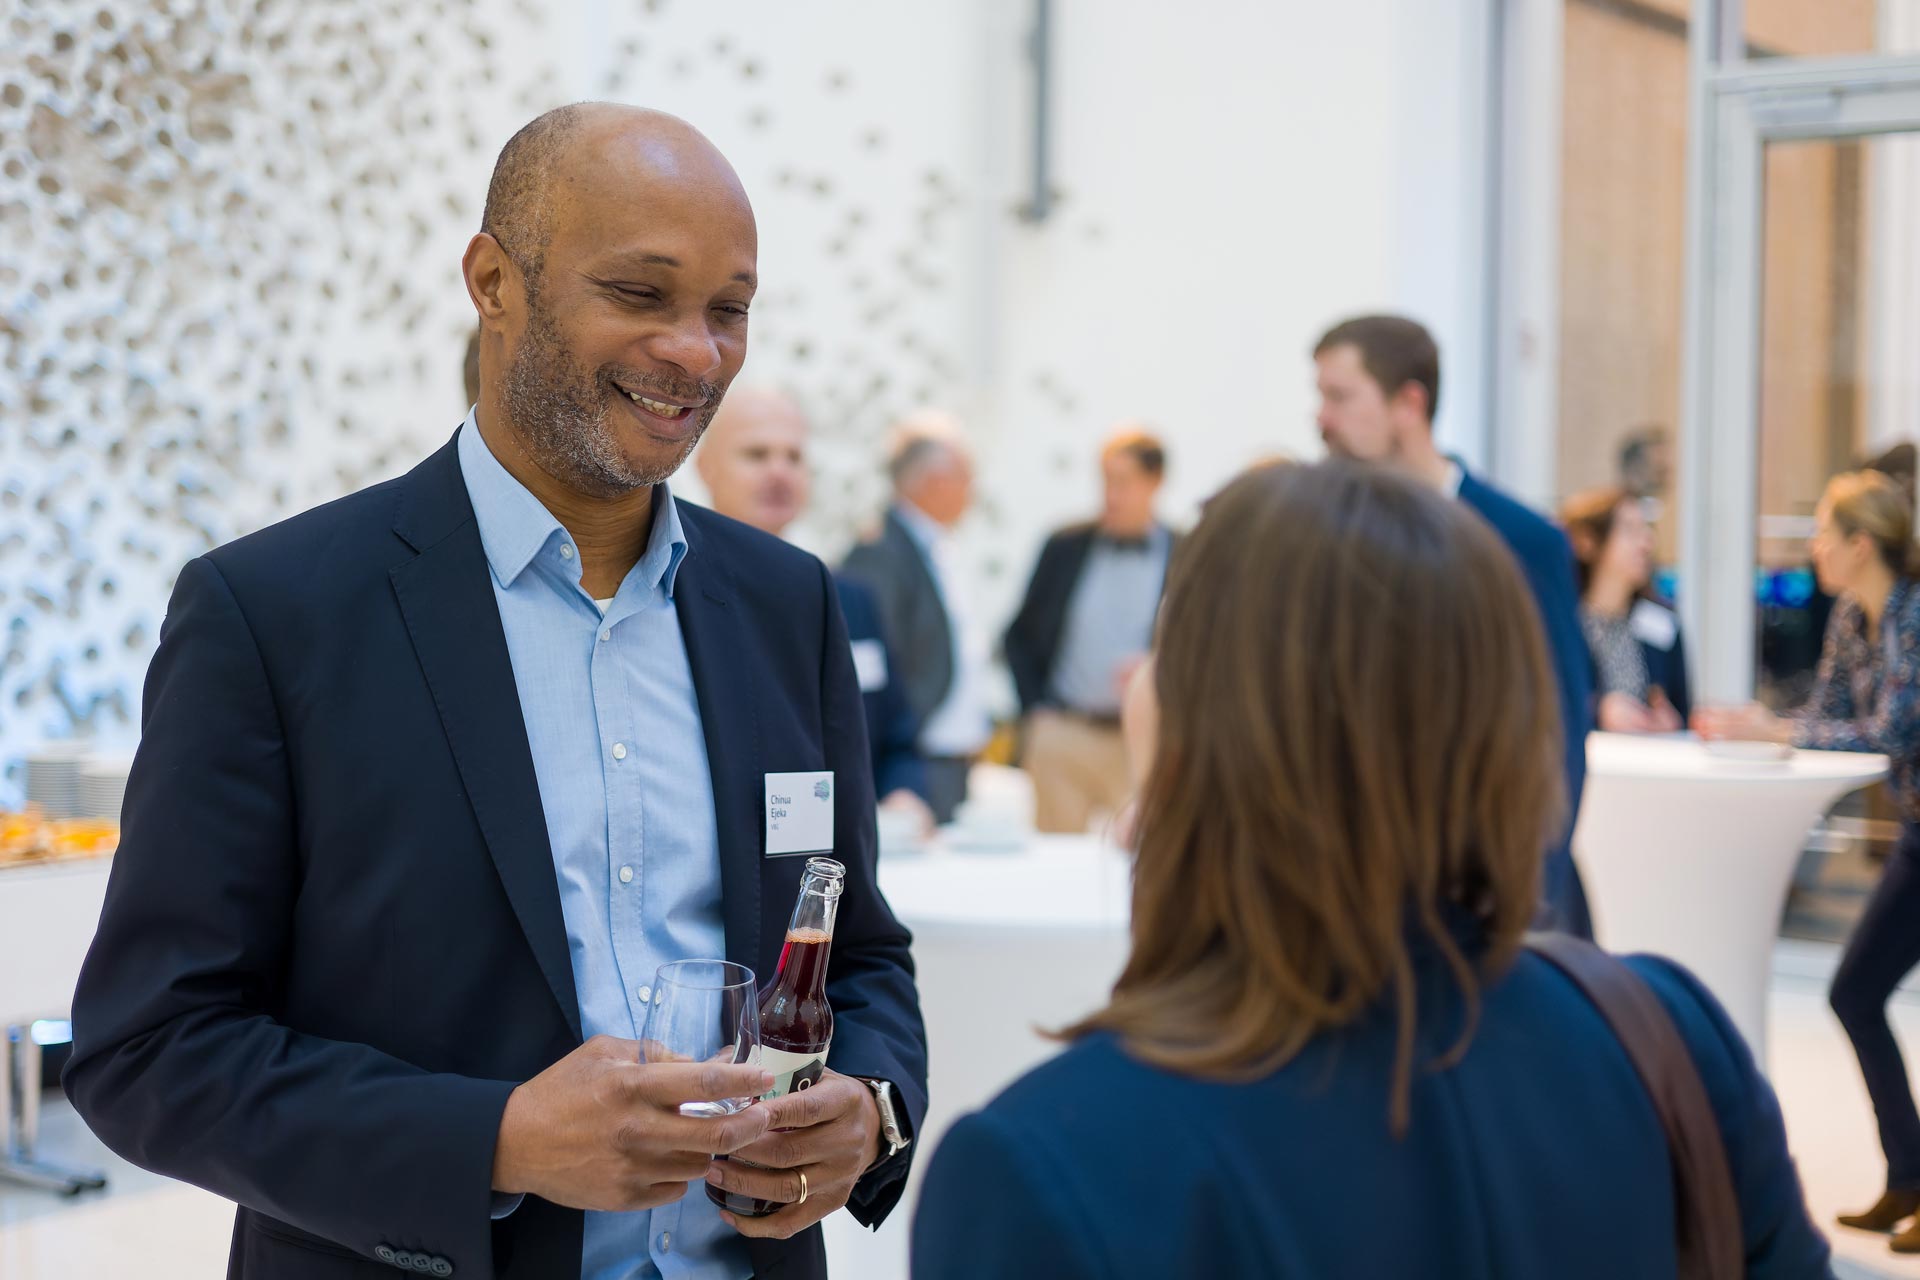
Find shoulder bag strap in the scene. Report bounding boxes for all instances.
[1525,932,1744,1280]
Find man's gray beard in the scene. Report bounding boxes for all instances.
[501,305,706,498]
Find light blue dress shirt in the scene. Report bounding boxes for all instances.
[458,416,749,1280]
[1047,527,1170,716]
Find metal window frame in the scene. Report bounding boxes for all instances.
[1679,12,1920,701]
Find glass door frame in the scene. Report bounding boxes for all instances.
[1682,31,1920,701]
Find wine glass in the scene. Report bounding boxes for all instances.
[640,959,762,1117]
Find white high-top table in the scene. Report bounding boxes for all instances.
[1573,733,1886,1060]
[0,857,113,1029]
[823,833,1131,1280]
[0,855,115,1194]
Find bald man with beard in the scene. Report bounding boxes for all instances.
[66,105,927,1280]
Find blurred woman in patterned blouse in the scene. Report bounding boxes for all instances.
[1561,488,1690,733]
[1698,469,1920,1251]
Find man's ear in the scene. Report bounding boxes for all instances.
[1390,380,1432,429]
[463,233,515,326]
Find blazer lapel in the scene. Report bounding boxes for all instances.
[883,510,954,707]
[884,510,942,605]
[673,510,764,972]
[388,438,582,1042]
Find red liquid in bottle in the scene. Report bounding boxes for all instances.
[710,861,842,1218]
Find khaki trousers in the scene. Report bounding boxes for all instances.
[1025,708,1131,834]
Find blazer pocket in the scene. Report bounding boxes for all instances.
[247,1213,372,1264]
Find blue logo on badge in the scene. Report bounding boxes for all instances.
[814,779,832,801]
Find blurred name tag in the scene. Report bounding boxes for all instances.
[850,639,888,692]
[1629,600,1678,652]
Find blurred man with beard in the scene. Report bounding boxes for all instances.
[68,104,927,1280]
[1313,314,1593,938]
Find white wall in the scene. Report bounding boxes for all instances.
[0,0,580,793]
[972,0,1494,622]
[0,0,1492,791]
[622,0,1496,672]
[582,0,995,558]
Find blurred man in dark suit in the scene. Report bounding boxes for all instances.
[67,103,926,1280]
[697,387,935,835]
[1004,427,1175,832]
[1314,313,1594,938]
[841,414,990,824]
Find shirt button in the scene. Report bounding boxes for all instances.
[637,984,653,1004]
[618,865,634,884]
[560,544,575,560]
[659,1232,671,1252]
[612,742,628,760]
[599,629,611,643]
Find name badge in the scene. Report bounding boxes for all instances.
[765,771,835,857]
[1629,600,1678,652]
[850,639,889,693]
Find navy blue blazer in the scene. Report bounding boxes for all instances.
[912,952,1830,1280]
[64,435,929,1280]
[834,575,930,804]
[1458,469,1595,937]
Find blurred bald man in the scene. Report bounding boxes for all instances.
[68,104,926,1280]
[841,414,990,823]
[697,389,935,832]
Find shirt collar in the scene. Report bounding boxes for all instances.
[457,411,689,599]
[892,499,948,552]
[1442,459,1466,500]
[1095,523,1167,554]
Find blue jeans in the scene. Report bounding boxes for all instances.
[1832,821,1920,1188]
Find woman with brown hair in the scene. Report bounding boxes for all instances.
[1562,487,1691,733]
[911,462,1827,1278]
[1699,470,1920,1251]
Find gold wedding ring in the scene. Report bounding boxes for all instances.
[796,1170,810,1207]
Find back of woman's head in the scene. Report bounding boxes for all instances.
[1825,470,1920,577]
[1560,486,1634,597]
[1066,461,1563,1132]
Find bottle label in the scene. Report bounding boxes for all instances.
[760,1043,829,1100]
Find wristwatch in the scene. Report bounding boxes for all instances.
[855,1076,912,1166]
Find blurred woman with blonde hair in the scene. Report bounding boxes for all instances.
[1700,469,1920,1250]
[913,461,1827,1278]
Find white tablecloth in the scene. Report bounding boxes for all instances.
[823,834,1131,1280]
[1573,733,1887,1058]
[0,857,113,1027]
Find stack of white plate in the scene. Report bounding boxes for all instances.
[24,744,89,819]
[78,755,135,825]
